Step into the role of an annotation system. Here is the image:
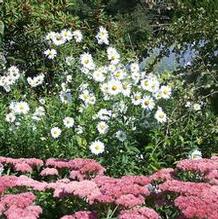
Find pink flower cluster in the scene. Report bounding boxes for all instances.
[177,156,218,185]
[0,192,42,219]
[1,156,218,218]
[45,158,105,180]
[93,175,151,208]
[60,211,97,219]
[0,157,43,173]
[119,207,160,219]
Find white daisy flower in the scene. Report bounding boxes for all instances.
[97,121,109,134]
[185,101,192,108]
[107,79,123,95]
[157,85,172,99]
[32,106,45,121]
[131,72,141,84]
[130,62,140,73]
[52,33,66,45]
[113,69,127,80]
[66,75,72,83]
[51,127,62,139]
[61,29,73,41]
[14,101,30,115]
[93,68,106,82]
[108,64,117,72]
[65,56,75,66]
[141,96,155,110]
[88,95,96,105]
[122,82,132,97]
[80,52,95,70]
[45,31,56,41]
[100,83,109,95]
[9,102,16,112]
[97,109,112,120]
[154,107,167,123]
[44,49,57,59]
[193,103,201,111]
[4,76,15,86]
[72,30,83,42]
[5,112,16,123]
[59,90,72,104]
[107,47,120,65]
[89,140,105,155]
[141,74,159,93]
[79,89,91,102]
[131,92,142,105]
[8,66,20,80]
[63,117,74,128]
[96,26,109,45]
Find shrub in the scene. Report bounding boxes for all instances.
[0,26,175,176]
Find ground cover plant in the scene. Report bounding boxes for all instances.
[0,155,218,219]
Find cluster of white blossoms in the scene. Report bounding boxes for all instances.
[0,66,21,92]
[41,26,172,155]
[4,27,173,155]
[185,101,203,112]
[5,101,30,123]
[44,29,83,59]
[78,45,171,127]
[27,74,45,87]
[6,101,46,124]
[45,29,83,46]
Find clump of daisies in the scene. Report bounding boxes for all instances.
[5,26,173,156]
[44,29,83,59]
[5,101,30,125]
[0,66,21,92]
[42,26,173,154]
[45,29,83,46]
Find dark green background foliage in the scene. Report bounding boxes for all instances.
[0,0,217,176]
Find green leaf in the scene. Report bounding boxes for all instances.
[0,21,4,36]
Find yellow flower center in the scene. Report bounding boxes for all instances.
[112,85,117,91]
